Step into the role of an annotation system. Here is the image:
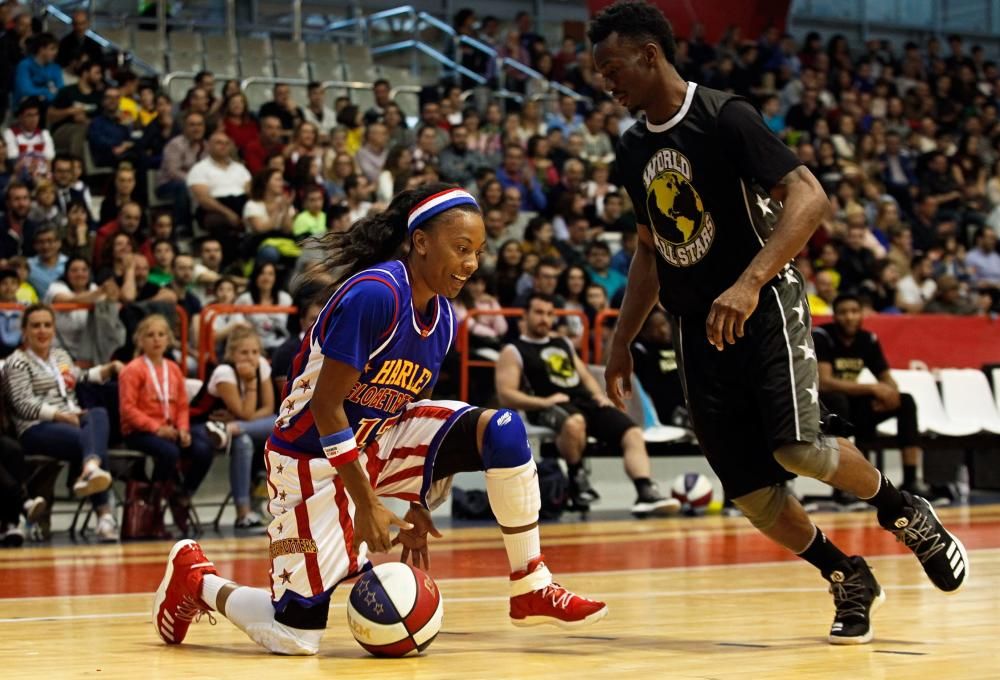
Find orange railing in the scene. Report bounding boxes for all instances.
[592,309,620,364]
[198,303,298,380]
[456,307,590,403]
[0,301,189,370]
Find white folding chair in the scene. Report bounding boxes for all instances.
[889,369,978,437]
[939,368,1000,435]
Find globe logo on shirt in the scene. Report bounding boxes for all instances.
[641,148,716,268]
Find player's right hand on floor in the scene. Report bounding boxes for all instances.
[352,499,413,553]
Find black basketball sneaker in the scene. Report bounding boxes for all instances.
[879,491,969,592]
[824,556,885,645]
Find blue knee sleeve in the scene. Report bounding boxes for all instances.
[481,409,532,469]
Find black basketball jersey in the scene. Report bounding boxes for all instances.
[510,335,591,400]
[616,82,802,319]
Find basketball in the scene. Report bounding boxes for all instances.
[671,473,714,509]
[346,562,444,657]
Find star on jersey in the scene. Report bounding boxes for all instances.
[783,267,798,287]
[805,384,819,405]
[298,378,311,391]
[276,463,284,474]
[792,302,806,326]
[285,399,296,413]
[278,490,287,502]
[278,568,293,584]
[276,523,283,534]
[798,343,816,361]
[755,193,775,217]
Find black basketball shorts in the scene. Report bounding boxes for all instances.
[672,271,821,499]
[529,398,637,451]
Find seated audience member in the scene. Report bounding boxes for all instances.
[92,201,150,270]
[4,304,121,541]
[221,92,259,155]
[28,180,63,233]
[438,124,488,187]
[342,174,374,225]
[118,315,213,535]
[807,269,838,315]
[243,168,296,265]
[156,111,207,234]
[192,237,245,305]
[207,277,249,352]
[7,256,39,304]
[923,275,978,315]
[354,121,390,184]
[258,83,303,139]
[94,234,140,304]
[630,308,686,427]
[61,200,94,261]
[43,256,103,360]
[26,226,67,299]
[965,226,1000,288]
[187,132,251,263]
[513,258,565,309]
[11,33,63,108]
[270,295,322,397]
[98,164,142,227]
[149,239,175,287]
[234,262,292,354]
[495,293,679,516]
[556,264,591,348]
[453,271,507,359]
[201,327,275,529]
[0,269,23,357]
[243,115,286,175]
[896,253,937,313]
[0,182,39,259]
[0,379,47,544]
[3,97,55,168]
[302,82,336,138]
[292,185,328,239]
[610,226,637,276]
[521,216,563,261]
[584,240,626,300]
[814,294,930,496]
[48,60,105,159]
[87,87,135,168]
[51,154,95,223]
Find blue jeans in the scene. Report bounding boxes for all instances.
[20,407,111,508]
[230,415,275,507]
[125,423,213,496]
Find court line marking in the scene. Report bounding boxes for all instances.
[0,579,993,624]
[4,547,1000,603]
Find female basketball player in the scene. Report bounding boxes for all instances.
[152,183,608,656]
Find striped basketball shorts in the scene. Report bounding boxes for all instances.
[265,399,474,612]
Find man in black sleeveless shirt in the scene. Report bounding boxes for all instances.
[495,293,679,517]
[591,0,967,645]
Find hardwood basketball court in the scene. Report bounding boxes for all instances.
[2,506,998,679]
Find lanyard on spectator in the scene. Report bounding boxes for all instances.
[27,349,67,399]
[143,356,171,423]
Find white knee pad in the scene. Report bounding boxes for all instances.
[245,621,323,656]
[485,460,540,528]
[773,436,841,482]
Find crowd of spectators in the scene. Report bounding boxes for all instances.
[3,2,1000,542]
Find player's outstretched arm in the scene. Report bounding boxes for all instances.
[605,225,660,408]
[311,356,412,553]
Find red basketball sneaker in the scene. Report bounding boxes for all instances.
[509,555,608,628]
[152,539,218,644]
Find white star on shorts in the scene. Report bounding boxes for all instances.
[805,384,819,405]
[783,268,798,287]
[798,343,816,361]
[792,302,806,326]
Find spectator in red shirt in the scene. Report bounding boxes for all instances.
[242,115,284,175]
[92,201,152,270]
[222,92,259,156]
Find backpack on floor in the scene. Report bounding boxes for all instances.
[121,480,168,540]
[537,458,568,521]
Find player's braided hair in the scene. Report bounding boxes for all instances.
[587,1,676,64]
[318,182,481,287]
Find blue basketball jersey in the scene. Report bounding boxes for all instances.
[268,260,458,458]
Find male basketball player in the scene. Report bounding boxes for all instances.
[591,1,967,644]
[152,184,606,656]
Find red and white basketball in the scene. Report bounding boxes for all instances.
[671,473,714,508]
[347,562,444,657]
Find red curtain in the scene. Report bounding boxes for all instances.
[586,0,792,44]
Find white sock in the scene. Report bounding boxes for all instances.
[200,573,233,611]
[501,528,541,573]
[83,457,100,475]
[485,462,542,573]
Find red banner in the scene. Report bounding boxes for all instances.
[586,0,792,44]
[813,315,1000,370]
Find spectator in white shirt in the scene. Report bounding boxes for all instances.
[186,131,251,264]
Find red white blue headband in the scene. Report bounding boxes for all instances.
[407,188,479,234]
